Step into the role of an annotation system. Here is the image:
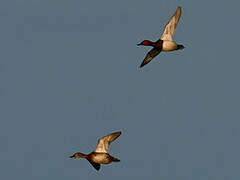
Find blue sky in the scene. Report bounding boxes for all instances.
[1,0,240,179]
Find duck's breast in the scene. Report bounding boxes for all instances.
[162,41,178,51]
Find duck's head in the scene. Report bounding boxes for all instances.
[137,40,153,46]
[70,152,87,159]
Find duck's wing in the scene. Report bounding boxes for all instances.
[87,159,101,171]
[160,6,182,41]
[139,47,161,68]
[94,131,121,153]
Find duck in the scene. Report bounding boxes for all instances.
[70,131,121,171]
[137,6,184,68]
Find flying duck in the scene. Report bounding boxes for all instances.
[70,131,121,171]
[138,6,184,68]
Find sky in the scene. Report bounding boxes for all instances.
[1,0,240,179]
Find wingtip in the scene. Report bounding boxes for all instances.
[116,131,122,138]
[177,6,182,13]
[139,63,145,68]
[112,131,122,136]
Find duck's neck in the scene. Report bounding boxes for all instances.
[152,40,163,48]
[151,42,158,47]
[146,40,156,47]
[77,152,88,158]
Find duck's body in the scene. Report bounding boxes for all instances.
[162,40,178,51]
[70,131,121,171]
[87,152,120,164]
[138,6,184,68]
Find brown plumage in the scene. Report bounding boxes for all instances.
[138,6,184,68]
[70,131,121,171]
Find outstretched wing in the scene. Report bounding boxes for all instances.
[94,131,121,153]
[87,159,101,171]
[160,6,182,41]
[139,47,161,68]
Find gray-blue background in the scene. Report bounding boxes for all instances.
[1,0,240,179]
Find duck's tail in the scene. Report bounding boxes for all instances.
[177,44,185,50]
[110,155,120,162]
